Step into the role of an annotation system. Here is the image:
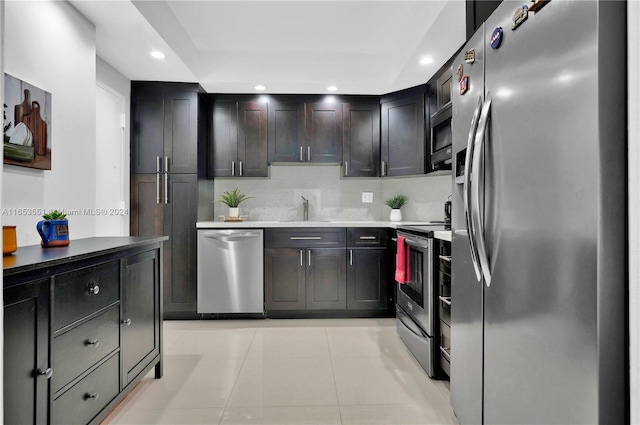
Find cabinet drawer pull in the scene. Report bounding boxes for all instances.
[122,318,132,326]
[88,282,100,295]
[308,250,311,266]
[37,368,53,379]
[84,392,99,401]
[290,236,321,240]
[85,339,100,348]
[359,236,377,240]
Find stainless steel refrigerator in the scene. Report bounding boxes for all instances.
[450,1,627,424]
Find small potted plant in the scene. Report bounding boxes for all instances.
[216,188,253,218]
[36,209,69,247]
[385,194,408,222]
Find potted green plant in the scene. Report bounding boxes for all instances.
[385,194,408,222]
[216,187,253,217]
[36,209,69,247]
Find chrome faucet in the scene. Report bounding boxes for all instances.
[301,196,309,221]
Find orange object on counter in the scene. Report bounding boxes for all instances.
[3,226,17,255]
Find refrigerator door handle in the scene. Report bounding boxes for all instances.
[471,92,493,286]
[464,96,484,282]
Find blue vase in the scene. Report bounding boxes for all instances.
[36,219,69,247]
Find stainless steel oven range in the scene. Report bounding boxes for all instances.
[395,224,443,378]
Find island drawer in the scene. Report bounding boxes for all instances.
[52,305,120,394]
[265,228,346,248]
[52,353,119,425]
[347,228,387,247]
[53,260,120,331]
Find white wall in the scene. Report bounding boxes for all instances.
[628,2,639,423]
[3,0,96,246]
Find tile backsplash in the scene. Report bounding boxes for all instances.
[210,165,452,222]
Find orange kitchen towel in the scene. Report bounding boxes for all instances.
[395,236,411,283]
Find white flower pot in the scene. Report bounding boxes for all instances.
[389,209,402,222]
[228,207,240,218]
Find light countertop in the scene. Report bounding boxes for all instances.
[196,220,437,229]
[434,230,452,242]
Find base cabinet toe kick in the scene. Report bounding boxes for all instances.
[3,237,166,425]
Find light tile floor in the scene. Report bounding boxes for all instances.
[102,318,459,425]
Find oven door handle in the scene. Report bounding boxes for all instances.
[464,96,484,282]
[397,308,428,339]
[403,238,430,250]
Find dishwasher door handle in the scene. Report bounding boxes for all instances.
[202,232,262,242]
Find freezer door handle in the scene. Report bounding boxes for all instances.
[464,96,484,282]
[471,92,493,286]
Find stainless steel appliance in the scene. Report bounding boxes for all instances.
[450,1,627,424]
[395,224,444,377]
[197,229,264,314]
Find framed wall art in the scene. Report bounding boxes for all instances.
[3,73,52,170]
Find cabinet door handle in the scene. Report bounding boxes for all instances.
[300,146,303,162]
[164,156,169,174]
[381,161,387,176]
[231,160,236,176]
[345,161,348,176]
[156,156,162,204]
[122,318,132,326]
[350,249,353,266]
[239,160,243,177]
[307,146,311,162]
[85,339,100,348]
[88,282,100,295]
[84,392,100,401]
[300,249,303,266]
[308,250,311,266]
[37,368,53,379]
[164,173,169,204]
[156,172,161,204]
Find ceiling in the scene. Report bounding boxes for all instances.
[69,0,466,95]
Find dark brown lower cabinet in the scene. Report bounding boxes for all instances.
[264,248,305,310]
[306,248,346,310]
[347,248,388,310]
[4,278,50,425]
[265,228,393,316]
[3,238,164,425]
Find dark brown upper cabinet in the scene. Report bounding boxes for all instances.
[267,101,305,163]
[343,103,380,177]
[380,86,426,177]
[131,83,201,175]
[210,100,268,177]
[305,102,343,163]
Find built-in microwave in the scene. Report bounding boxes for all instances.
[427,65,453,171]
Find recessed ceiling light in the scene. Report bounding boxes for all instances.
[150,50,165,60]
[327,85,338,92]
[255,85,266,91]
[419,56,434,65]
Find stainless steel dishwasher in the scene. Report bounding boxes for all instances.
[197,229,264,314]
